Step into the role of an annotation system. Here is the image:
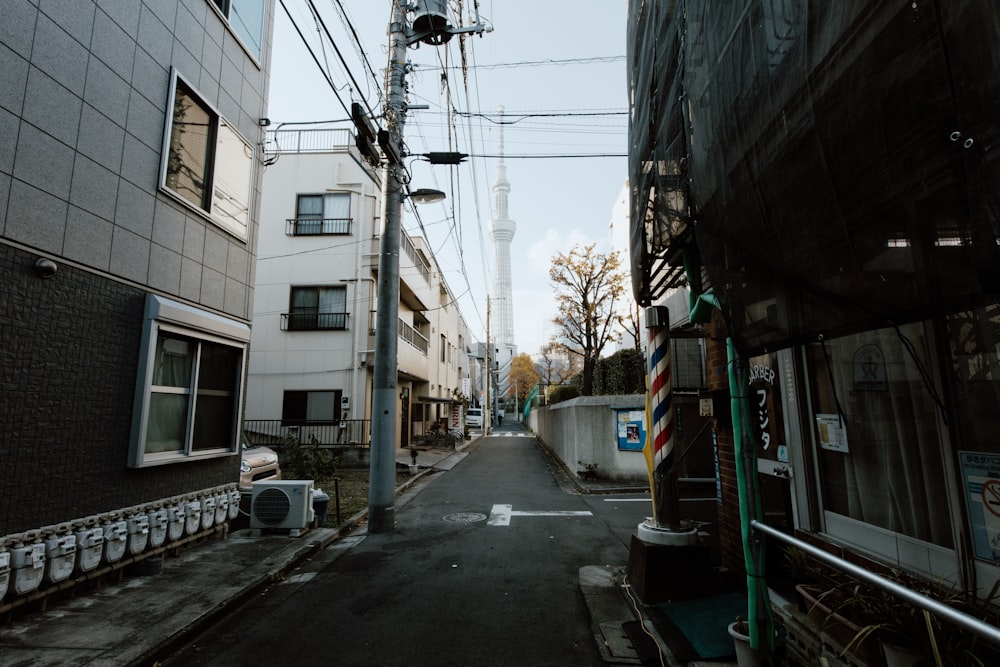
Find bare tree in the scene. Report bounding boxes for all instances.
[549,243,627,395]
[620,301,643,355]
[536,340,580,388]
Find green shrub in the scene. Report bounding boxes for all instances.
[279,431,341,480]
[548,385,581,404]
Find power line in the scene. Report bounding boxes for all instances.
[278,0,351,117]
[413,55,625,71]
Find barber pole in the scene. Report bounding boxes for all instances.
[644,305,683,530]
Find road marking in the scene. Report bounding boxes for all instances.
[603,498,651,502]
[487,503,593,526]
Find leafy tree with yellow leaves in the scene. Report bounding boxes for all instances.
[549,243,627,395]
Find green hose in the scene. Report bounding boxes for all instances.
[728,338,775,652]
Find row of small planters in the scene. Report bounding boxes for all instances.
[0,485,240,603]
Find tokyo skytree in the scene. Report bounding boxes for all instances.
[491,107,516,349]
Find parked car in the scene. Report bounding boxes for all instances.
[466,407,483,428]
[240,437,281,491]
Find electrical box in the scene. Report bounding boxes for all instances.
[147,508,168,548]
[250,480,315,532]
[200,496,216,530]
[214,493,229,524]
[0,551,9,600]
[75,526,104,572]
[184,501,202,535]
[104,520,127,563]
[127,514,150,555]
[45,534,77,583]
[11,543,46,594]
[227,489,241,521]
[166,504,186,541]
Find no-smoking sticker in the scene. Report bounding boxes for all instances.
[983,479,1000,517]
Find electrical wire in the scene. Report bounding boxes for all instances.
[621,573,668,667]
[277,0,351,117]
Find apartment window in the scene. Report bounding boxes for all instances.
[283,286,348,331]
[130,295,249,467]
[211,0,265,60]
[441,334,447,362]
[161,70,253,241]
[282,390,341,424]
[289,193,351,235]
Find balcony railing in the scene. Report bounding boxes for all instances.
[399,318,429,354]
[400,230,431,284]
[265,129,352,153]
[281,312,349,331]
[244,419,371,447]
[286,217,352,236]
[368,311,429,355]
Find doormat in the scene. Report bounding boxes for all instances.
[657,592,746,660]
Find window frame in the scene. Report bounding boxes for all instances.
[209,0,266,63]
[159,69,254,242]
[281,390,342,425]
[129,294,250,468]
[289,192,353,236]
[284,285,349,331]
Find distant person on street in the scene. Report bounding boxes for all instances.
[497,408,504,425]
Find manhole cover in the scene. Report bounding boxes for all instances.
[442,512,487,523]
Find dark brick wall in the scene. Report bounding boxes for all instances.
[1,245,239,535]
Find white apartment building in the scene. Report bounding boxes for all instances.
[245,128,474,450]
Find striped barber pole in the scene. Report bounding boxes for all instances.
[647,307,674,477]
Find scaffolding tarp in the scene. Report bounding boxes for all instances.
[628,0,1000,353]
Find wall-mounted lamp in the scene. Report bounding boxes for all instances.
[408,188,446,205]
[34,257,57,279]
[258,118,271,127]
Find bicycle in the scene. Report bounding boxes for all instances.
[428,422,464,446]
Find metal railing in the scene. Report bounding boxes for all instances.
[399,318,429,354]
[280,312,349,331]
[244,419,371,447]
[752,520,1000,649]
[265,128,352,153]
[286,217,352,236]
[400,230,431,284]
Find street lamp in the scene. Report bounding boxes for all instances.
[408,188,446,204]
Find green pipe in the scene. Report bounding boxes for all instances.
[728,338,775,652]
[690,290,720,324]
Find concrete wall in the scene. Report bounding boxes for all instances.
[529,395,649,482]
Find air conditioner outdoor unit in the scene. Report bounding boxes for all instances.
[250,480,314,531]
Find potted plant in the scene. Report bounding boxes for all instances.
[728,616,761,667]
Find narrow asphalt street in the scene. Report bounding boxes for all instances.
[163,423,649,666]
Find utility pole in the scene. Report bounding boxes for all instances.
[367,0,409,534]
[367,2,489,534]
[484,296,491,435]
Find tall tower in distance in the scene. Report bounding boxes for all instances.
[491,106,517,405]
[491,107,516,347]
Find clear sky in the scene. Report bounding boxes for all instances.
[266,1,630,355]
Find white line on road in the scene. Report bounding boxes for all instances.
[487,503,593,526]
[602,498,651,502]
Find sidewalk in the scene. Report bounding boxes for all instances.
[0,431,726,667]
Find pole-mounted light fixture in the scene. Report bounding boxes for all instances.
[408,188,446,204]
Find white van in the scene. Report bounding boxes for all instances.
[466,407,483,428]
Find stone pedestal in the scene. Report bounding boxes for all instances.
[627,533,715,603]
